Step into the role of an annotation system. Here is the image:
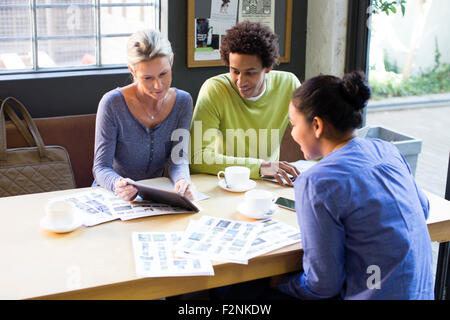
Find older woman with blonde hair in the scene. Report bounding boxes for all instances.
[93,29,194,201]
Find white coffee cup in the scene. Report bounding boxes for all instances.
[45,200,77,228]
[217,166,250,189]
[244,189,276,218]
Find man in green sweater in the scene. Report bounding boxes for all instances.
[190,21,301,185]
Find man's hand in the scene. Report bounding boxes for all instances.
[260,161,300,187]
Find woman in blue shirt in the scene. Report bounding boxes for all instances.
[276,71,434,299]
[93,29,194,201]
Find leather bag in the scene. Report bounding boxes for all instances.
[0,97,76,197]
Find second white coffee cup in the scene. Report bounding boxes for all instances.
[45,200,77,228]
[244,189,276,217]
[217,166,250,189]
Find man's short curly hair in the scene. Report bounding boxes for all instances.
[220,21,280,69]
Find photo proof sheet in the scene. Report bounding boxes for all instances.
[49,186,207,226]
[51,189,119,226]
[177,217,301,265]
[176,215,265,264]
[246,219,301,259]
[132,231,214,277]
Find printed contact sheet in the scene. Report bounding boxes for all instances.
[176,216,264,264]
[246,219,301,259]
[131,231,214,277]
[49,188,202,226]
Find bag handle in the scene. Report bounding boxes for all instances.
[0,97,47,161]
[1,101,36,147]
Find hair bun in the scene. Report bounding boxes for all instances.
[340,71,371,111]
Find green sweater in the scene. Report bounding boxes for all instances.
[190,71,301,179]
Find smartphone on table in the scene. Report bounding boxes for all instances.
[275,197,296,211]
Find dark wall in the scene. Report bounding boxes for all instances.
[0,71,130,118]
[0,0,307,118]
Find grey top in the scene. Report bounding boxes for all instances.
[92,88,193,192]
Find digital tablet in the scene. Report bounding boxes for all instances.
[124,178,200,213]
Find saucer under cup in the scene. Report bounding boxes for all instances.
[41,200,81,233]
[237,202,278,219]
[217,166,251,190]
[218,178,256,192]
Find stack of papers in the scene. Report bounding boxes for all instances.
[131,216,301,278]
[175,216,301,265]
[132,216,301,277]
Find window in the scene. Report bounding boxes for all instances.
[366,0,450,198]
[0,0,161,74]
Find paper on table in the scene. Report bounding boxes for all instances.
[176,220,250,265]
[246,219,301,259]
[131,231,214,277]
[176,216,264,265]
[49,189,119,227]
[117,200,194,221]
[49,186,202,225]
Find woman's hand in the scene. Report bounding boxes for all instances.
[260,161,300,187]
[174,179,195,201]
[114,177,138,201]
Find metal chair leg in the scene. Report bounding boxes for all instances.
[435,242,450,300]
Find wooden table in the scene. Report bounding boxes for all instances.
[0,174,449,300]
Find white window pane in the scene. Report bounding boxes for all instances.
[36,6,95,37]
[2,0,29,4]
[0,3,32,71]
[35,1,95,68]
[100,5,157,35]
[38,38,95,68]
[0,41,32,71]
[101,36,128,65]
[0,6,31,39]
[36,0,93,5]
[0,0,162,72]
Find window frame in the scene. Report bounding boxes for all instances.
[0,0,167,78]
[345,0,372,127]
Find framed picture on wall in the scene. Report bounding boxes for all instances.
[187,0,293,68]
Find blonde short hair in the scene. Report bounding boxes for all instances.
[126,29,173,66]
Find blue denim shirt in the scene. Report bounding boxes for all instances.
[92,88,192,191]
[278,137,434,300]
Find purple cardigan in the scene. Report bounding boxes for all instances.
[92,88,192,192]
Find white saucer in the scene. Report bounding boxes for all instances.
[218,179,256,193]
[237,202,279,219]
[40,215,83,233]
